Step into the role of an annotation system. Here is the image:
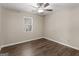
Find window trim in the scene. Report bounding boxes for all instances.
[24,16,33,32]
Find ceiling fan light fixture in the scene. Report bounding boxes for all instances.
[38,9,44,13]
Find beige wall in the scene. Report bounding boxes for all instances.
[0,7,3,46]
[44,6,79,49]
[1,7,44,46]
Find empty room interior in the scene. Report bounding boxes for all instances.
[1,3,79,56]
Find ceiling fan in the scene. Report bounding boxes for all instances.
[32,3,53,13]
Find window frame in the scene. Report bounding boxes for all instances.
[24,16,33,32]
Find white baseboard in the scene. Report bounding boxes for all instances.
[0,37,43,49]
[0,36,79,51]
[44,37,79,50]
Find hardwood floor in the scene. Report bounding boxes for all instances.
[1,38,79,56]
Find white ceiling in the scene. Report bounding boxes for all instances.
[0,3,79,15]
[0,3,35,13]
[0,3,54,15]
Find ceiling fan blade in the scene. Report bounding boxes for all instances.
[45,9,53,11]
[44,3,49,7]
[37,3,43,7]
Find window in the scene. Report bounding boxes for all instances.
[24,17,33,32]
